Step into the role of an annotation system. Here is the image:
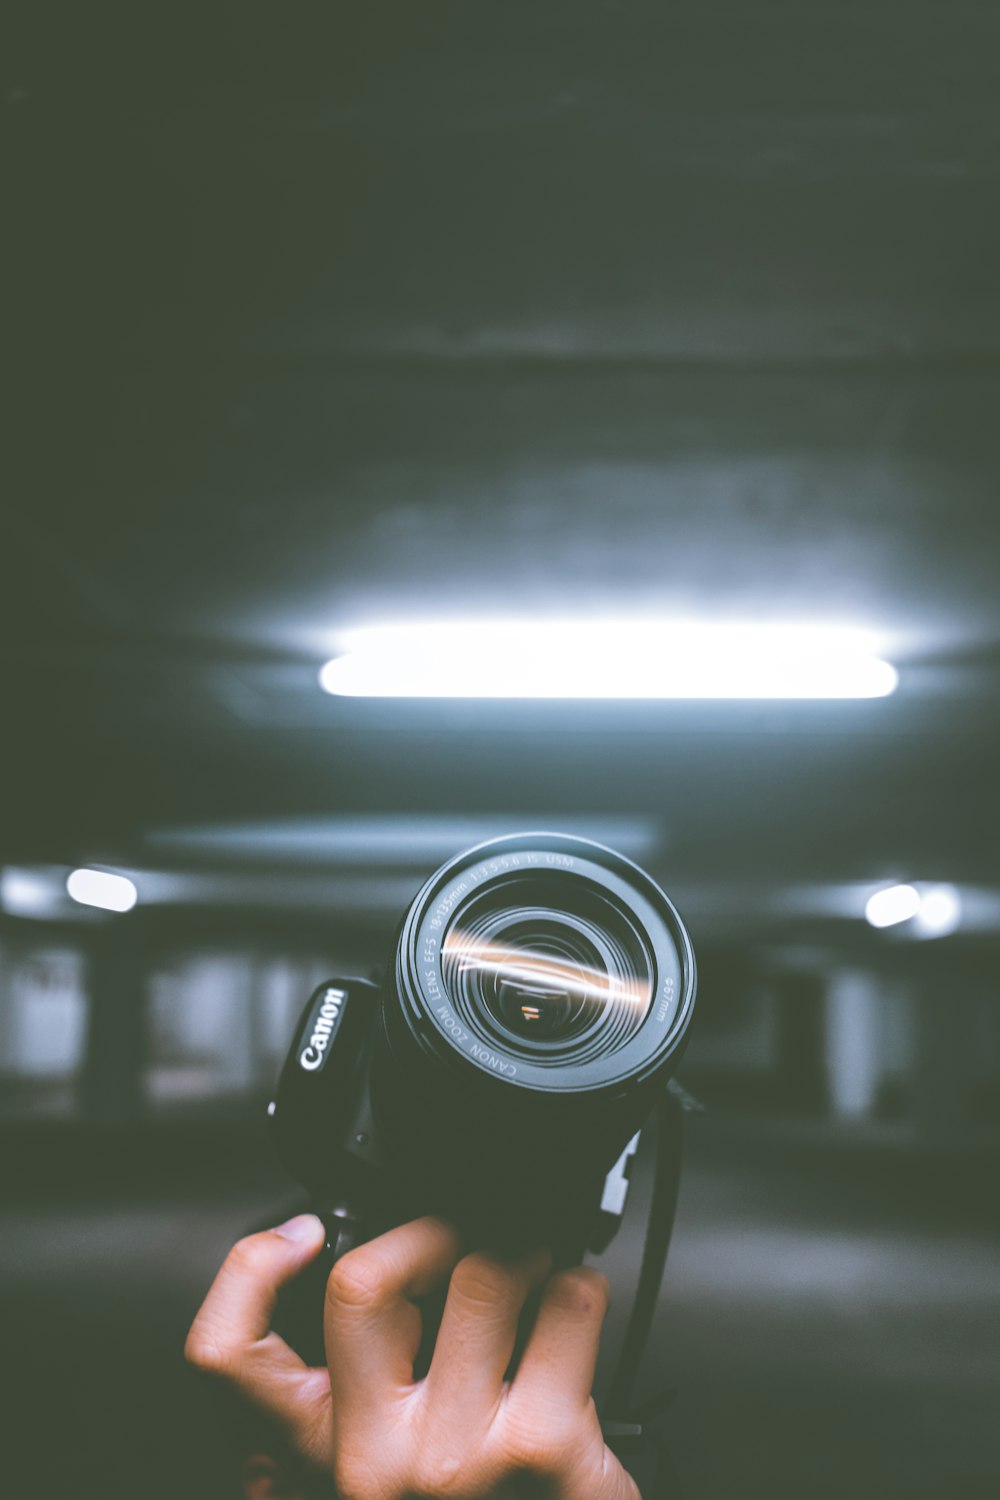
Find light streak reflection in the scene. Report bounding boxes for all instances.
[442,931,651,1008]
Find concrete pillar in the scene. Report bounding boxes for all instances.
[824,969,882,1121]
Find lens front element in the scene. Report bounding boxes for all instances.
[392,834,695,1097]
[440,875,655,1064]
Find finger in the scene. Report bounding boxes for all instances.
[423,1247,551,1424]
[324,1216,462,1423]
[508,1266,610,1415]
[185,1214,329,1433]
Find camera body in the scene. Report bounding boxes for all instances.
[269,833,697,1270]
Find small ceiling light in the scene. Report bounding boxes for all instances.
[0,867,65,918]
[914,884,962,939]
[865,884,921,928]
[67,868,138,913]
[319,620,898,700]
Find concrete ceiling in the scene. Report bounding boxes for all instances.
[4,1,1000,940]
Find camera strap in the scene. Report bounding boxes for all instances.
[588,1085,696,1494]
[588,1086,684,1414]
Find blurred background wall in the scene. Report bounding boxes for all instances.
[3,3,1000,1498]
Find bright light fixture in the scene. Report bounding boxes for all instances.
[0,867,65,919]
[913,884,962,939]
[67,868,138,913]
[865,881,963,936]
[865,884,921,928]
[319,621,898,699]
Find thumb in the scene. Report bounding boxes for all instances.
[186,1215,332,1450]
[187,1215,327,1359]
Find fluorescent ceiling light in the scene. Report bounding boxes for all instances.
[865,884,921,928]
[67,868,138,913]
[319,621,898,699]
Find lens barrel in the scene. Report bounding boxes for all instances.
[371,834,696,1223]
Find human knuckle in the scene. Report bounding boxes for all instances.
[183,1322,233,1376]
[226,1232,271,1279]
[510,1434,566,1477]
[503,1417,573,1475]
[548,1266,609,1318]
[333,1450,392,1500]
[451,1252,516,1307]
[409,1446,473,1498]
[332,1471,377,1500]
[326,1248,389,1311]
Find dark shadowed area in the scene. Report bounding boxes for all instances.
[3,4,999,1498]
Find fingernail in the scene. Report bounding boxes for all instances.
[273,1213,324,1243]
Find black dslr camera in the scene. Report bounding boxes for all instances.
[269,832,697,1417]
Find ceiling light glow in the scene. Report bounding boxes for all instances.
[319,620,898,700]
[67,868,138,913]
[865,884,921,928]
[913,884,962,939]
[146,814,660,863]
[865,882,963,936]
[0,867,66,918]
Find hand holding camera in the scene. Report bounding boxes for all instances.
[186,1212,640,1499]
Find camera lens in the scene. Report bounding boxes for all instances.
[440,876,654,1061]
[385,833,695,1103]
[374,832,696,1222]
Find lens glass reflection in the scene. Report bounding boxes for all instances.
[441,876,654,1063]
